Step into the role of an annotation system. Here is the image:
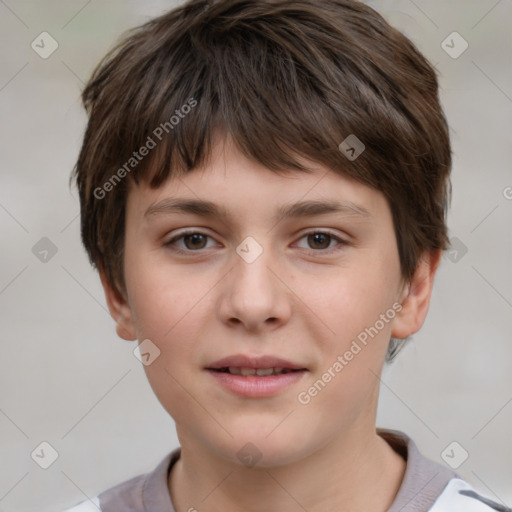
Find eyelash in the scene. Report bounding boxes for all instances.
[164,229,347,255]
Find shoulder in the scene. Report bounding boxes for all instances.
[60,469,148,512]
[62,496,101,511]
[62,448,180,512]
[431,478,511,512]
[378,429,510,512]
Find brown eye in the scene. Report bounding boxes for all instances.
[295,231,346,254]
[166,231,216,252]
[183,233,208,250]
[307,233,332,250]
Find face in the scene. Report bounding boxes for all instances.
[104,135,436,468]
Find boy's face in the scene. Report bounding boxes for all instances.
[103,135,435,466]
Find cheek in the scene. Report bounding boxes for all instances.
[129,279,208,360]
[124,245,197,338]
[302,253,402,411]
[295,267,399,429]
[124,258,218,382]
[125,265,212,421]
[313,263,399,341]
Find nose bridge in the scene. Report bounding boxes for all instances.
[232,237,277,302]
[219,236,290,330]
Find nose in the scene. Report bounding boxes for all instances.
[217,242,292,333]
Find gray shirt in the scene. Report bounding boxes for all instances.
[65,429,511,512]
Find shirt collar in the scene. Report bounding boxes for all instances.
[131,428,457,512]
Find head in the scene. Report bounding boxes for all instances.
[73,0,451,465]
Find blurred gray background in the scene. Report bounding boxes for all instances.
[0,1,511,510]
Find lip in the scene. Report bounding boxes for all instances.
[206,369,307,397]
[205,354,308,398]
[207,354,307,371]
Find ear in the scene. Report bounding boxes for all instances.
[99,270,137,341]
[391,250,442,339]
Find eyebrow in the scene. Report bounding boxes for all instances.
[144,198,372,222]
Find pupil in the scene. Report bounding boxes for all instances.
[308,233,330,249]
[185,234,206,250]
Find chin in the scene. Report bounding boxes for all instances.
[210,425,314,469]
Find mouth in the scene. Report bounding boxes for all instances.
[205,354,308,397]
[206,354,308,375]
[209,367,304,377]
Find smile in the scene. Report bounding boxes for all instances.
[211,367,301,376]
[206,368,307,398]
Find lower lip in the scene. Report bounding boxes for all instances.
[206,369,307,397]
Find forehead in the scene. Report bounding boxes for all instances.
[127,136,389,223]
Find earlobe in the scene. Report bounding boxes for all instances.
[99,270,137,341]
[391,250,442,339]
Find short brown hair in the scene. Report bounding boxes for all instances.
[73,0,451,308]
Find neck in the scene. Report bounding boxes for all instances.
[169,428,406,512]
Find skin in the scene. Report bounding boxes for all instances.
[101,133,441,512]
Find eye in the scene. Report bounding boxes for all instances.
[295,231,346,252]
[164,230,346,255]
[165,231,217,252]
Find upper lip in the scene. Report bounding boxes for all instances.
[207,354,308,370]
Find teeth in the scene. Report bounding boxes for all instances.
[256,368,274,376]
[224,367,295,376]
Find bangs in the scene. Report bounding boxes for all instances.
[92,1,414,192]
[75,0,450,296]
